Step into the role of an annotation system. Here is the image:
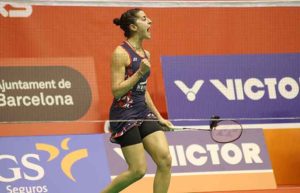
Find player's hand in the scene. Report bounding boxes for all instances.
[158,118,174,131]
[139,59,151,75]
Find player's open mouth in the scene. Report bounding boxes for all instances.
[147,27,151,32]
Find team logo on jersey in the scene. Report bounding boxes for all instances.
[137,80,147,92]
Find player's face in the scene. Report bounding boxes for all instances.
[134,11,152,39]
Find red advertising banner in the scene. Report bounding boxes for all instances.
[1,6,300,124]
[1,5,300,122]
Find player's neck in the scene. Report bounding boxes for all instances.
[127,37,143,51]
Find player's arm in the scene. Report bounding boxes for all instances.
[144,50,173,128]
[145,91,162,119]
[111,46,147,99]
[145,90,173,128]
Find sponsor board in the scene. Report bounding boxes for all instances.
[0,66,91,122]
[0,131,276,193]
[161,53,300,126]
[104,129,276,192]
[0,58,101,136]
[0,134,111,193]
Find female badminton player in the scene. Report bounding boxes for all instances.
[101,8,173,193]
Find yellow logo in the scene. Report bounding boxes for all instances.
[35,138,88,182]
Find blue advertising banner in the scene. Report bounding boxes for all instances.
[104,129,276,192]
[0,134,111,193]
[105,129,272,175]
[161,53,300,126]
[0,131,276,193]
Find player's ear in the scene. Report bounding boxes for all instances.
[129,23,138,32]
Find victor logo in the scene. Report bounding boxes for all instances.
[113,143,263,167]
[175,77,300,102]
[174,80,204,101]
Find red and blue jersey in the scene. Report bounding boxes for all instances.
[109,41,156,142]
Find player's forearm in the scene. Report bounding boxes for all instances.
[112,70,144,99]
[145,91,163,120]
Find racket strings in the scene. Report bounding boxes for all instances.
[211,120,243,143]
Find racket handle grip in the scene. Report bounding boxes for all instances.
[209,115,220,129]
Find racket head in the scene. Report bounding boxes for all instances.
[210,120,243,143]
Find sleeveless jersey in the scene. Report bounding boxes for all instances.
[109,41,157,141]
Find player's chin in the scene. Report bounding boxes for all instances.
[142,30,151,38]
[145,33,151,39]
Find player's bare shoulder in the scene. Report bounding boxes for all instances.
[112,46,130,66]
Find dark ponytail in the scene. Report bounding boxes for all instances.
[113,18,121,26]
[113,8,142,38]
